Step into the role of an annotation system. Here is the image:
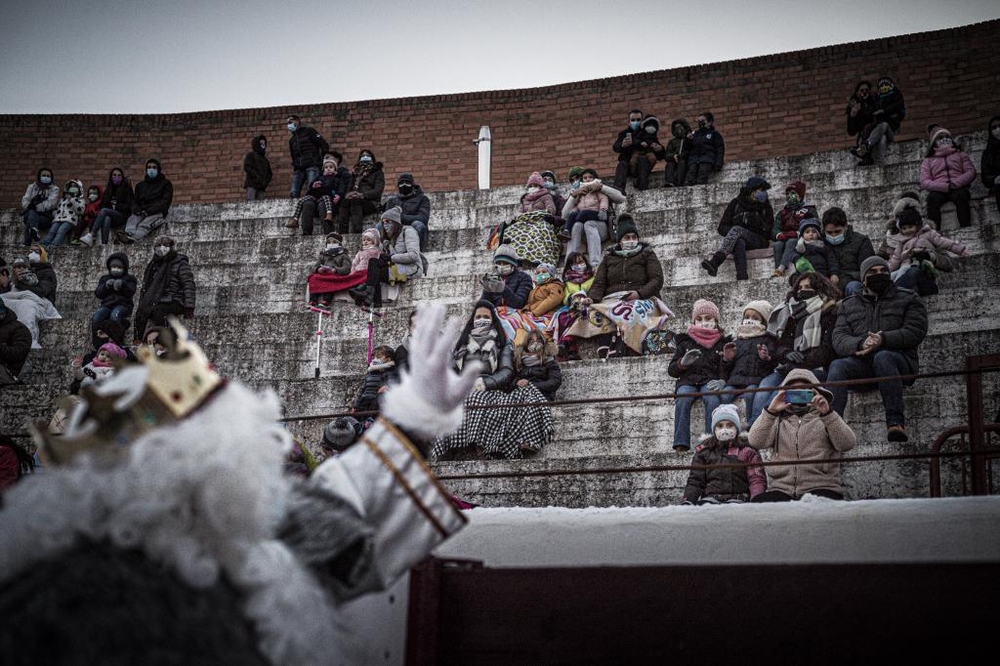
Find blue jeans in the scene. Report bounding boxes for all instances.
[752,368,828,424]
[21,209,53,245]
[93,208,126,244]
[92,305,131,345]
[827,351,910,427]
[843,280,863,297]
[42,221,76,247]
[408,219,429,251]
[772,240,788,268]
[673,383,722,448]
[291,166,320,198]
[724,384,758,425]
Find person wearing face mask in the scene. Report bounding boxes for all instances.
[773,217,840,283]
[771,181,818,271]
[703,176,774,280]
[92,168,134,246]
[307,232,360,310]
[612,110,663,192]
[479,244,533,311]
[338,149,385,234]
[243,134,273,201]
[720,300,781,425]
[981,115,1000,214]
[14,246,58,304]
[74,184,104,246]
[20,168,60,246]
[828,256,928,443]
[133,236,196,343]
[551,253,595,361]
[288,152,351,235]
[663,118,692,187]
[822,206,874,297]
[0,297,31,383]
[888,206,968,297]
[558,169,609,241]
[854,77,905,167]
[350,207,424,308]
[42,180,87,248]
[919,124,977,229]
[612,109,646,193]
[682,404,767,504]
[585,216,663,304]
[91,252,137,345]
[524,262,564,318]
[561,171,627,267]
[120,159,173,244]
[684,112,725,186]
[382,172,431,251]
[286,115,329,198]
[539,170,567,215]
[514,329,562,402]
[749,369,856,502]
[520,172,556,214]
[352,346,398,417]
[846,80,877,159]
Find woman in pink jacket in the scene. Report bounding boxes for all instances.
[919,125,977,229]
[519,172,556,214]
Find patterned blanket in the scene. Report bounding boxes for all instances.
[565,291,674,353]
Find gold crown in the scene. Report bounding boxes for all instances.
[33,317,223,467]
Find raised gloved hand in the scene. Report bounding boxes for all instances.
[757,344,771,361]
[705,379,726,393]
[112,279,124,291]
[680,348,702,368]
[785,350,805,365]
[480,273,504,294]
[381,303,483,440]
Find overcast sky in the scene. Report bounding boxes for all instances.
[2,0,998,115]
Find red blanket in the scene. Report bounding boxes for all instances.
[307,270,367,295]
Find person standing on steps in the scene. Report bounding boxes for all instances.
[702,176,773,280]
[684,112,725,185]
[613,109,661,193]
[243,134,273,201]
[663,118,692,187]
[133,236,196,343]
[286,115,329,198]
[120,159,172,244]
[846,80,877,161]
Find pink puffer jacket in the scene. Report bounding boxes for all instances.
[520,188,556,214]
[920,146,977,193]
[888,224,968,270]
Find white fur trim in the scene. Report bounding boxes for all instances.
[380,373,465,440]
[892,197,920,217]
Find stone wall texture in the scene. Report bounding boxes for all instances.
[2,21,999,205]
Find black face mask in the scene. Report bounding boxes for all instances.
[865,273,891,296]
[697,120,707,129]
[398,184,413,195]
[797,289,816,301]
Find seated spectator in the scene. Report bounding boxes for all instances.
[663,118,692,187]
[338,149,384,234]
[20,167,59,246]
[668,299,729,452]
[878,192,921,260]
[845,80,877,160]
[771,180,818,271]
[558,169,608,241]
[351,207,423,308]
[525,262,564,318]
[72,342,127,389]
[352,228,383,274]
[702,176,773,280]
[551,253,594,361]
[855,77,905,167]
[613,110,663,192]
[307,232,354,310]
[394,309,419,376]
[562,174,626,268]
[133,236,196,343]
[70,318,137,394]
[513,329,562,401]
[752,272,840,423]
[287,152,350,235]
[92,168,134,246]
[0,259,7,295]
[823,206,874,297]
[749,369,856,502]
[721,300,780,423]
[920,125,977,229]
[72,184,103,246]
[0,298,31,382]
[479,244,533,310]
[684,112,725,185]
[566,166,585,194]
[120,159,173,244]
[41,180,86,248]
[540,170,567,216]
[982,115,1000,214]
[520,172,556,214]
[286,115,329,197]
[828,256,927,443]
[383,172,431,251]
[501,175,562,268]
[682,404,766,504]
[562,252,595,303]
[773,216,840,283]
[320,416,362,458]
[889,206,969,296]
[14,247,57,304]
[243,134,273,201]
[352,345,397,417]
[92,252,137,346]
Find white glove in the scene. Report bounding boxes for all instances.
[381,302,482,439]
[481,273,504,293]
[472,378,486,392]
[705,379,727,392]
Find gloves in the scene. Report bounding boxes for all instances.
[597,210,608,222]
[722,342,736,362]
[184,308,195,319]
[112,279,123,291]
[705,379,726,393]
[480,273,504,294]
[680,349,702,368]
[785,350,805,365]
[472,378,486,392]
[20,272,39,286]
[31,193,46,206]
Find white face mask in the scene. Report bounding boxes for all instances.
[571,263,587,273]
[742,318,763,328]
[472,317,492,332]
[620,240,638,250]
[154,245,171,257]
[496,263,514,276]
[695,319,717,330]
[715,426,738,442]
[326,244,339,251]
[935,137,953,148]
[27,251,40,263]
[528,186,540,193]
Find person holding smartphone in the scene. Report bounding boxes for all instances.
[748,368,857,502]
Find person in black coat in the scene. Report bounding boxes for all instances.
[822,206,874,297]
[846,81,877,156]
[338,149,385,234]
[721,300,780,424]
[11,247,58,304]
[382,173,431,251]
[702,176,774,280]
[287,115,330,197]
[828,256,928,443]
[353,346,397,416]
[0,300,31,380]
[982,115,1000,214]
[513,330,563,401]
[684,112,725,185]
[243,135,273,201]
[664,118,692,187]
[133,236,196,343]
[479,244,533,310]
[93,168,134,245]
[121,158,172,243]
[855,77,905,166]
[92,251,137,345]
[612,110,664,193]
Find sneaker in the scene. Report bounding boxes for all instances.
[69,239,82,246]
[855,142,869,158]
[887,425,908,443]
[596,345,610,361]
[557,227,572,241]
[284,217,299,229]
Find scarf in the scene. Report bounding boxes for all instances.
[564,267,593,284]
[768,296,830,352]
[458,328,499,374]
[613,245,642,258]
[736,322,767,339]
[137,252,174,316]
[686,324,721,349]
[368,360,395,373]
[351,162,376,191]
[520,353,541,368]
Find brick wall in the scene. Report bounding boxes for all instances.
[2,20,999,206]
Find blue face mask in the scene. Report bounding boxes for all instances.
[146,168,158,179]
[287,123,298,132]
[39,175,52,185]
[359,155,373,164]
[629,121,641,131]
[826,233,846,245]
[752,190,768,203]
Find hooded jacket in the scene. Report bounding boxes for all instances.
[633,115,666,159]
[139,249,196,312]
[833,282,927,374]
[919,145,977,193]
[873,79,905,132]
[888,224,967,271]
[243,135,273,191]
[21,169,60,214]
[94,252,138,311]
[349,153,385,202]
[480,268,533,310]
[101,170,135,214]
[665,118,692,160]
[288,125,329,170]
[53,180,86,225]
[683,433,767,503]
[845,81,877,137]
[688,124,725,169]
[132,160,173,217]
[982,115,1000,191]
[520,188,556,214]
[827,228,875,283]
[83,185,104,229]
[525,278,565,317]
[313,246,352,276]
[0,306,32,377]
[718,190,774,243]
[588,243,664,302]
[383,185,431,226]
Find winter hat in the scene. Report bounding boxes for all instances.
[322,153,339,167]
[641,115,660,132]
[876,77,895,94]
[892,192,922,218]
[155,236,175,247]
[711,404,742,435]
[361,228,381,246]
[860,256,890,281]
[743,300,773,323]
[322,416,361,452]
[526,172,545,188]
[325,232,343,245]
[98,342,127,360]
[11,257,28,268]
[493,244,519,266]
[540,170,556,182]
[381,206,402,225]
[94,318,126,345]
[798,217,821,235]
[536,262,557,277]
[895,206,922,230]
[785,180,806,199]
[927,124,951,145]
[397,172,414,186]
[691,298,720,323]
[567,166,586,181]
[614,214,638,241]
[744,176,771,191]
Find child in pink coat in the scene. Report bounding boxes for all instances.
[919,125,977,229]
[519,172,556,214]
[889,206,969,296]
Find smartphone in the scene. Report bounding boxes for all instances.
[785,389,815,405]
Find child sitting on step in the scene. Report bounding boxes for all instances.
[722,300,781,426]
[308,232,352,309]
[682,404,767,504]
[72,342,127,388]
[514,329,563,401]
[888,205,969,296]
[773,216,839,284]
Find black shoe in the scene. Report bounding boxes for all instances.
[673,444,690,453]
[887,425,908,442]
[701,258,719,277]
[736,272,749,281]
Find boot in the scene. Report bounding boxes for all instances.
[701,252,725,277]
[349,284,373,307]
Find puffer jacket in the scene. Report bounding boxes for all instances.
[888,224,967,271]
[833,283,927,373]
[782,239,839,278]
[353,367,395,413]
[82,185,103,230]
[668,332,729,387]
[132,160,173,216]
[748,369,857,498]
[562,276,594,305]
[516,358,563,401]
[525,279,564,316]
[828,228,875,282]
[383,186,431,226]
[350,161,385,202]
[574,188,609,213]
[773,203,818,241]
[718,194,773,243]
[101,172,134,214]
[0,307,32,377]
[305,167,351,200]
[613,126,645,161]
[53,181,86,225]
[21,177,59,213]
[520,189,556,214]
[384,225,424,278]
[94,252,138,311]
[313,247,352,275]
[243,135,273,190]
[588,244,664,302]
[920,146,977,193]
[722,333,781,387]
[688,126,725,169]
[683,434,767,502]
[982,115,1000,190]
[481,269,533,310]
[455,339,514,392]
[288,126,329,170]
[139,250,196,310]
[16,263,58,303]
[664,118,692,160]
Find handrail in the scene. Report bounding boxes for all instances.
[928,423,1000,498]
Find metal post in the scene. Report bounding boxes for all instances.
[314,309,324,379]
[966,355,990,495]
[475,126,491,190]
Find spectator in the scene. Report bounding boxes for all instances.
[878,192,921,260]
[0,435,34,492]
[0,259,8,295]
[828,256,928,443]
[702,176,774,280]
[92,168,134,246]
[562,173,626,268]
[566,166,585,194]
[70,319,137,395]
[682,404,766,504]
[668,299,729,452]
[352,345,397,416]
[513,329,563,401]
[287,115,329,197]
[307,232,355,310]
[749,369,856,502]
[584,215,664,305]
[351,228,383,274]
[520,172,556,214]
[540,170,567,216]
[721,300,780,424]
[846,80,877,159]
[320,416,363,458]
[14,247,57,304]
[20,167,59,246]
[92,252,137,345]
[889,206,968,297]
[133,236,196,343]
[919,125,977,229]
[287,152,350,236]
[982,115,1000,214]
[773,216,840,283]
[771,181,818,270]
[338,149,384,234]
[525,262,564,317]
[562,252,594,303]
[558,168,608,240]
[752,272,840,422]
[243,134,273,201]
[553,253,594,361]
[41,180,86,247]
[855,77,905,166]
[120,159,173,244]
[684,112,725,185]
[74,184,103,246]
[479,244,533,310]
[383,172,431,251]
[350,207,423,308]
[613,111,663,192]
[0,298,31,382]
[72,342,127,389]
[663,118,692,187]
[823,206,874,297]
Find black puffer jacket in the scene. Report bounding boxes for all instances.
[101,170,134,214]
[480,269,533,310]
[353,368,396,413]
[665,118,691,160]
[589,244,664,302]
[94,252,138,311]
[138,250,196,311]
[612,126,645,161]
[17,263,58,303]
[288,126,329,170]
[243,135,273,190]
[982,115,1000,191]
[349,161,385,202]
[833,284,927,373]
[828,228,875,283]
[772,303,839,373]
[668,332,729,387]
[516,359,563,401]
[722,333,781,387]
[0,307,31,377]
[132,160,173,216]
[874,83,906,133]
[688,126,725,169]
[383,185,431,226]
[305,166,351,199]
[683,436,758,503]
[845,82,877,137]
[718,194,773,244]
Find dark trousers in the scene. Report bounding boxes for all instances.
[925,187,971,228]
[299,198,339,236]
[827,350,911,428]
[751,488,844,502]
[664,158,687,186]
[894,264,939,296]
[338,198,379,234]
[613,153,656,192]
[564,209,600,232]
[684,161,714,186]
[134,301,185,342]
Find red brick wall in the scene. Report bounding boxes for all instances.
[2,20,999,205]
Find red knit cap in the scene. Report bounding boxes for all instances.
[691,299,720,323]
[785,180,806,199]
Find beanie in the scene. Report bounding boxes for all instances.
[536,262,557,276]
[325,232,343,244]
[323,416,361,453]
[322,154,338,167]
[798,217,821,235]
[785,180,806,199]
[493,244,519,266]
[361,228,381,247]
[526,172,545,188]
[98,342,127,360]
[744,176,771,191]
[397,172,414,186]
[94,318,126,345]
[614,215,638,241]
[540,170,556,181]
[381,206,402,225]
[895,206,922,230]
[691,299,720,323]
[711,404,742,435]
[860,256,890,281]
[743,300,773,323]
[927,124,951,145]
